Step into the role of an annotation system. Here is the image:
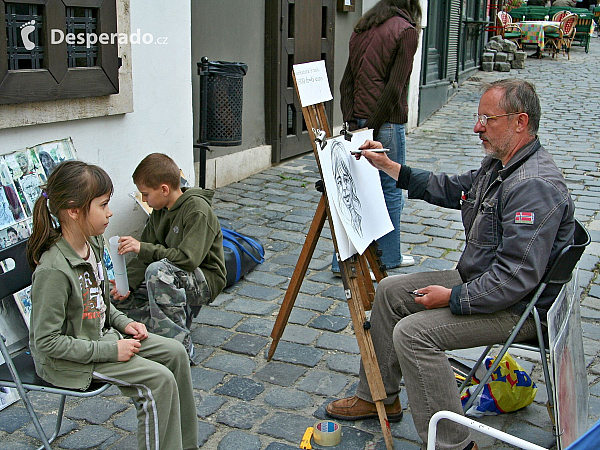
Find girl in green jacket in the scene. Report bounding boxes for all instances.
[27,161,198,450]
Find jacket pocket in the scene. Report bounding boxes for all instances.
[467,200,499,247]
[48,356,89,373]
[461,197,476,233]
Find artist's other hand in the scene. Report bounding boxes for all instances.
[414,285,451,309]
[355,140,401,180]
[117,338,141,361]
[110,280,130,301]
[124,322,148,341]
[118,236,141,254]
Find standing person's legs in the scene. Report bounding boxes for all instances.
[93,333,198,450]
[372,121,407,269]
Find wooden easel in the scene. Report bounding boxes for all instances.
[267,72,395,450]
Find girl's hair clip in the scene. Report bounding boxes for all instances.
[42,191,49,199]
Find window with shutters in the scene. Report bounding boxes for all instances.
[0,0,118,105]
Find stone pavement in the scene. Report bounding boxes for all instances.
[1,39,600,450]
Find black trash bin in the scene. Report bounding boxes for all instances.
[198,59,248,147]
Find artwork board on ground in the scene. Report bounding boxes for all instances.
[0,138,78,410]
[548,269,589,448]
[321,129,393,260]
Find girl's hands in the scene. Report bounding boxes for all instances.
[124,322,148,341]
[117,339,141,361]
[110,280,130,301]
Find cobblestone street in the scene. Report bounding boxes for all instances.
[1,37,599,450]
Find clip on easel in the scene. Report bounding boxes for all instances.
[267,61,394,450]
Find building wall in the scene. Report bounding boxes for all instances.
[191,0,268,188]
[190,0,425,188]
[0,0,194,239]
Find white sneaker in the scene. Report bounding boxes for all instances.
[399,255,415,267]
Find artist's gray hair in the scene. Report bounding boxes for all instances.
[483,79,541,135]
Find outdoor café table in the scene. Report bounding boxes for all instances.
[519,20,561,50]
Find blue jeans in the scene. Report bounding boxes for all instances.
[332,120,406,271]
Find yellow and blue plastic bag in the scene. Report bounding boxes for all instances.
[461,352,537,417]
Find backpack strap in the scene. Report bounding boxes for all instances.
[221,228,265,264]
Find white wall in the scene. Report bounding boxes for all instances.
[0,0,194,238]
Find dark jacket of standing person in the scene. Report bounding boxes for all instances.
[340,6,419,136]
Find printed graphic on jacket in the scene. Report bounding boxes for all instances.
[79,269,105,320]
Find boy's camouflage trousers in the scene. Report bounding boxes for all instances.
[116,259,211,355]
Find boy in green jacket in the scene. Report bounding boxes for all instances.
[115,153,226,362]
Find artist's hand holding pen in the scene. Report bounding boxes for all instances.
[352,140,401,181]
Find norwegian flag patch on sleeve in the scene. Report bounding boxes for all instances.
[515,212,535,224]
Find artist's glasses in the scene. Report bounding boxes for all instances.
[473,112,520,126]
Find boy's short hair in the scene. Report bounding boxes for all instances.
[133,153,180,190]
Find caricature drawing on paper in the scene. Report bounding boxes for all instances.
[320,129,393,261]
[330,140,362,237]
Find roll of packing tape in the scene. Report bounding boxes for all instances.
[313,420,341,447]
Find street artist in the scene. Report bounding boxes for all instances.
[325,78,575,450]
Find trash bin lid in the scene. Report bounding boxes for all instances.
[205,61,248,77]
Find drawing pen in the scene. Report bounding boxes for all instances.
[350,148,390,154]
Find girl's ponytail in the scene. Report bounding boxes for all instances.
[26,190,61,269]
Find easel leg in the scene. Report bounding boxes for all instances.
[267,195,327,361]
[341,260,395,450]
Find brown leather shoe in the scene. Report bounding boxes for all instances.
[325,395,403,422]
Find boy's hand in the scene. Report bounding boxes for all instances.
[124,322,148,341]
[110,280,130,301]
[117,339,141,361]
[118,236,141,255]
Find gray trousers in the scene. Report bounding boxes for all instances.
[355,270,537,450]
[93,333,198,450]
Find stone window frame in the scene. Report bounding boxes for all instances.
[0,0,119,105]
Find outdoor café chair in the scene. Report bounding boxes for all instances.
[497,11,523,49]
[0,239,111,450]
[458,218,590,423]
[545,13,578,59]
[552,10,571,22]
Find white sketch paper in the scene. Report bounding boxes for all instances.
[320,129,393,260]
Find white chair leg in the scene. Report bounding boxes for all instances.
[427,411,547,450]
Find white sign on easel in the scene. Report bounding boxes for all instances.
[293,60,333,107]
